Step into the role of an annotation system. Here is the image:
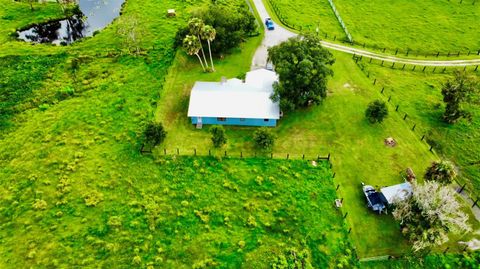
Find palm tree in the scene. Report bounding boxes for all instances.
[183,35,206,72]
[188,18,209,70]
[201,25,216,72]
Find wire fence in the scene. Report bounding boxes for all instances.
[352,56,480,213]
[267,0,480,58]
[353,54,480,73]
[140,145,332,161]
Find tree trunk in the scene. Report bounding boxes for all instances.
[195,53,206,72]
[207,40,215,72]
[197,35,209,70]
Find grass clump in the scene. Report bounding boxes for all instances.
[0,157,354,268]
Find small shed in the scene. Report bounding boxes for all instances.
[380,182,413,205]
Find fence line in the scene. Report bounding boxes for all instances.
[266,0,480,59]
[352,56,480,211]
[353,54,480,72]
[140,146,332,160]
[327,0,353,43]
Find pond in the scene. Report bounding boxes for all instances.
[18,0,125,45]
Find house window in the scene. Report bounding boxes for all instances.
[217,117,226,122]
[240,118,245,121]
[264,119,269,122]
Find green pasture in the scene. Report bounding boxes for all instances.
[360,63,480,194]
[267,0,480,54]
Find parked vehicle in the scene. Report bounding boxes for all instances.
[362,183,387,214]
[265,18,275,30]
[266,61,274,71]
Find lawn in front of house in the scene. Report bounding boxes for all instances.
[156,47,441,257]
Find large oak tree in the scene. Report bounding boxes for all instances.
[268,35,335,112]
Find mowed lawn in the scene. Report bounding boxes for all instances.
[361,64,480,193]
[156,48,439,256]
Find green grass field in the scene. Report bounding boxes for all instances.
[360,251,480,269]
[267,0,480,53]
[156,47,452,256]
[359,63,480,193]
[1,156,354,268]
[1,0,479,265]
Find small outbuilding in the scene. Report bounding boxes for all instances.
[187,69,280,128]
[380,182,413,205]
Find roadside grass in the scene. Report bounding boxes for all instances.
[156,48,445,256]
[264,0,344,37]
[267,0,480,53]
[361,64,480,193]
[1,154,353,268]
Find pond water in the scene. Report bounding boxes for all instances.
[18,0,125,44]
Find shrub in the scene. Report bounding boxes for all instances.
[441,71,479,123]
[144,122,166,147]
[425,160,456,184]
[253,128,275,151]
[210,125,227,148]
[365,100,388,123]
[55,86,75,100]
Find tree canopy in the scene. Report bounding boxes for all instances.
[442,71,479,123]
[210,125,227,148]
[393,181,470,252]
[144,122,166,147]
[268,35,335,112]
[424,160,457,185]
[365,100,389,123]
[175,3,257,54]
[253,128,276,151]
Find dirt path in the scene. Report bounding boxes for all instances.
[251,0,480,68]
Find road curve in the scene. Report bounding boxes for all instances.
[251,0,480,68]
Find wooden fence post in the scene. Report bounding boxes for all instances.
[472,198,479,208]
[458,183,466,193]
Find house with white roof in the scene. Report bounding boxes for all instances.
[187,69,280,128]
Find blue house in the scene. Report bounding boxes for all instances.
[187,69,280,128]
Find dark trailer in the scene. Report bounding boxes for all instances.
[362,184,388,214]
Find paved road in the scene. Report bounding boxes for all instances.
[251,0,480,68]
[251,0,295,69]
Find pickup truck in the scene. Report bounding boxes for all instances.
[265,18,275,30]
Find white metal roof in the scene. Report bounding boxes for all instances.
[380,182,413,204]
[187,69,280,119]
